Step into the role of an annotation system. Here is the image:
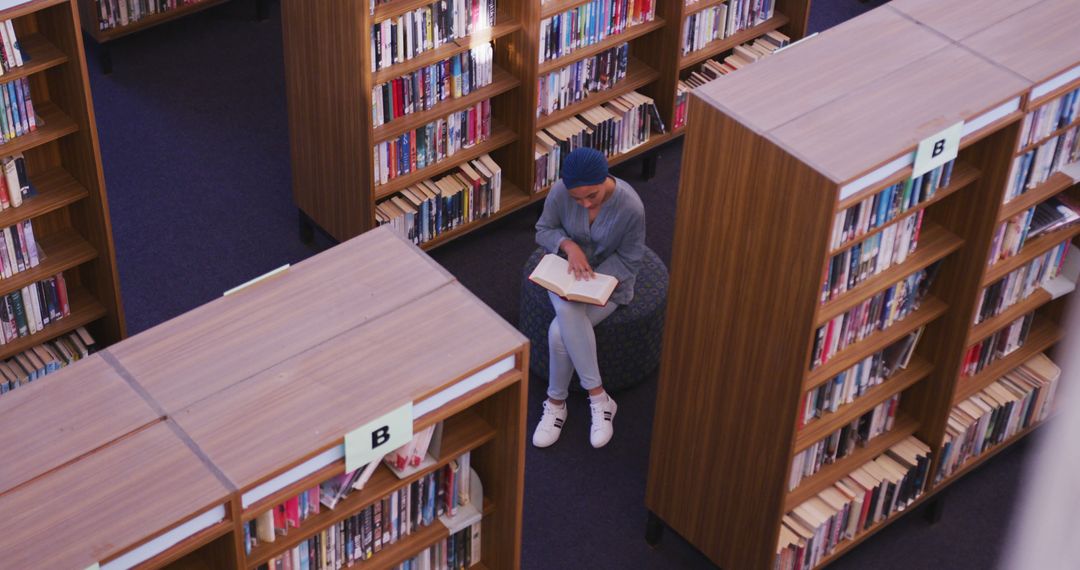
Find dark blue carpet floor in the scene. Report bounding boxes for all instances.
[83,1,1034,567]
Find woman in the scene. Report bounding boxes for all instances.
[533,147,646,449]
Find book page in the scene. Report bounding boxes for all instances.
[567,274,618,305]
[529,254,574,295]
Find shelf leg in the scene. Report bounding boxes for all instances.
[298,209,314,245]
[255,0,269,21]
[645,510,665,547]
[641,154,657,181]
[98,44,113,75]
[923,494,946,524]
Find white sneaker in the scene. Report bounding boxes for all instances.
[589,394,617,448]
[532,401,567,448]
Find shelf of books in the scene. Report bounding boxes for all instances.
[0,226,530,569]
[76,0,234,43]
[0,0,125,400]
[645,1,1080,568]
[281,0,812,249]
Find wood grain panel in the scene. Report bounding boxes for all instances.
[175,283,526,490]
[0,422,230,570]
[694,8,949,132]
[646,95,836,570]
[771,46,1029,184]
[280,0,373,241]
[960,0,1080,85]
[888,0,1040,41]
[0,353,159,495]
[111,228,455,412]
[38,0,127,346]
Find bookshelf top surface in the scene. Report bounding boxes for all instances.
[110,228,456,413]
[770,44,1029,183]
[0,421,230,570]
[0,354,160,495]
[960,0,1080,85]
[695,8,950,133]
[890,0,1043,41]
[174,279,525,489]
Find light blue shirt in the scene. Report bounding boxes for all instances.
[535,176,646,305]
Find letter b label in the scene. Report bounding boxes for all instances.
[345,403,413,472]
[371,426,391,448]
[931,139,946,158]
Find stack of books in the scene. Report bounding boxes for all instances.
[680,0,775,56]
[534,91,658,191]
[538,0,656,64]
[811,263,940,369]
[961,312,1035,378]
[372,100,492,187]
[974,241,1068,324]
[0,327,95,396]
[830,161,955,251]
[536,43,629,118]
[789,394,900,491]
[370,0,496,72]
[372,44,494,128]
[937,353,1061,482]
[375,153,502,245]
[799,328,922,428]
[96,0,199,31]
[776,436,931,570]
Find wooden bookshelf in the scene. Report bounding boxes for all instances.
[0,0,128,380]
[0,226,529,569]
[645,1,1080,568]
[784,415,919,511]
[79,0,233,42]
[796,356,933,447]
[280,0,812,248]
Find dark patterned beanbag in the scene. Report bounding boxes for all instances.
[519,246,668,392]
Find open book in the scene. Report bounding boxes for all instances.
[529,253,618,306]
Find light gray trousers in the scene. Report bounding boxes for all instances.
[547,291,618,400]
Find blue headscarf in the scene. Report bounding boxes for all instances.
[561,148,609,190]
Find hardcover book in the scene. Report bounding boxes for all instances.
[529,253,618,306]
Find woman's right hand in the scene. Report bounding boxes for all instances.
[561,240,593,280]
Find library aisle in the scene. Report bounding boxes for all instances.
[79,0,1035,568]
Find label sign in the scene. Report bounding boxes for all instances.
[344,403,413,472]
[912,122,963,178]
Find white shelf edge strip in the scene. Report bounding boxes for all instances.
[239,354,514,508]
[839,96,1022,202]
[963,97,1021,137]
[99,505,226,570]
[242,445,345,508]
[1031,63,1080,101]
[838,153,913,201]
[413,355,516,418]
